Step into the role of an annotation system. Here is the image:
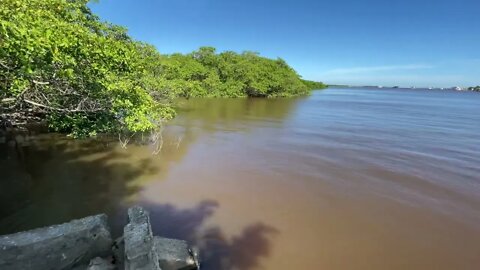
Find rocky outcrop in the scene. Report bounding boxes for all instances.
[0,214,112,270]
[0,207,199,270]
[123,206,160,270]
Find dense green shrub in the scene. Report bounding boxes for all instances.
[155,47,315,98]
[0,0,174,136]
[302,79,328,90]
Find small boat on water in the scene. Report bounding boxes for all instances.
[453,86,463,91]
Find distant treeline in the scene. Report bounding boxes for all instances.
[468,86,480,92]
[0,0,325,136]
[154,48,324,99]
[301,80,328,90]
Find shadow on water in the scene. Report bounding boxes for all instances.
[140,200,279,270]
[0,131,159,235]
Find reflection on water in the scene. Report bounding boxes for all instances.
[0,134,149,234]
[1,89,480,269]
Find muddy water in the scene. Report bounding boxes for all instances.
[1,88,480,269]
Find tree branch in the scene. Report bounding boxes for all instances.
[23,99,104,113]
[1,98,16,103]
[0,60,12,70]
[32,80,50,85]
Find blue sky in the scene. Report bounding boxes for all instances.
[90,0,480,87]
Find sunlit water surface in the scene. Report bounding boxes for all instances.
[1,88,479,269]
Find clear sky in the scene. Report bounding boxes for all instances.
[90,0,480,87]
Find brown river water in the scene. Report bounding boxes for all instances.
[1,87,480,269]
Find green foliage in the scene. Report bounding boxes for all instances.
[47,111,116,138]
[154,47,312,98]
[302,79,327,90]
[0,0,174,136]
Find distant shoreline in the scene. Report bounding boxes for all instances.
[327,85,480,92]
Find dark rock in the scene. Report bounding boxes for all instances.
[153,237,199,270]
[0,214,112,270]
[112,237,125,269]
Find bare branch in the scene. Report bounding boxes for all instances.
[151,126,164,155]
[118,133,136,149]
[175,136,183,149]
[23,99,104,113]
[32,80,50,85]
[76,98,88,110]
[119,134,129,149]
[1,98,16,103]
[0,60,12,70]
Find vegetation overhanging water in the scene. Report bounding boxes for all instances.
[0,0,325,138]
